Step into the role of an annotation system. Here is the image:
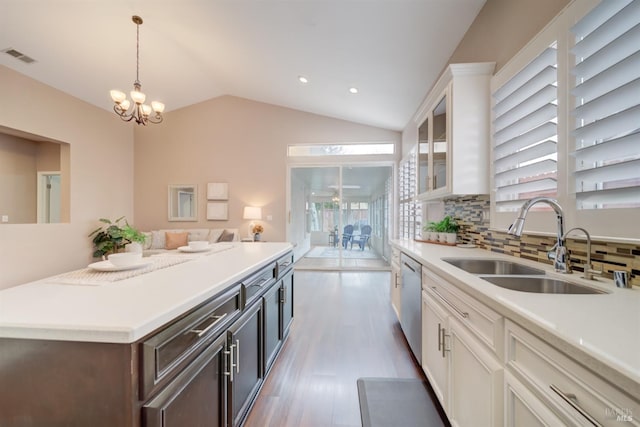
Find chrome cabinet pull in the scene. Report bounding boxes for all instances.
[403,262,416,273]
[188,313,228,337]
[550,384,601,427]
[235,339,240,373]
[431,287,468,319]
[437,323,443,352]
[441,328,450,358]
[225,342,235,382]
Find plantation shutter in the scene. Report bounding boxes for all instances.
[571,0,640,209]
[492,45,558,212]
[398,149,420,239]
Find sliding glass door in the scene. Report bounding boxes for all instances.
[289,164,392,270]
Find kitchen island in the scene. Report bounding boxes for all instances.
[0,242,294,427]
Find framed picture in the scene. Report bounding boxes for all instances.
[207,202,228,220]
[207,183,228,200]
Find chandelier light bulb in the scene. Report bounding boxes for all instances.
[130,89,146,104]
[151,101,165,113]
[110,90,126,104]
[109,15,164,125]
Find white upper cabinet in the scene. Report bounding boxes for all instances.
[415,62,495,200]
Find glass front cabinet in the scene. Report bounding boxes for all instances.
[415,63,495,200]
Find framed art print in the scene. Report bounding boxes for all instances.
[207,183,228,200]
[207,202,228,220]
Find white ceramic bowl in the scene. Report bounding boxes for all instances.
[108,252,142,267]
[188,240,209,250]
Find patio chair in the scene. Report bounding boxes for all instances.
[351,225,371,250]
[342,224,354,249]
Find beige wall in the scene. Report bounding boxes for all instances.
[447,0,571,72]
[0,65,135,289]
[402,0,571,156]
[134,95,400,241]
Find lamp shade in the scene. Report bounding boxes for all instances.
[243,206,262,220]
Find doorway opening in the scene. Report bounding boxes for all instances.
[289,164,393,271]
[37,171,61,224]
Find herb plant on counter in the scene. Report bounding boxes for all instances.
[89,216,146,258]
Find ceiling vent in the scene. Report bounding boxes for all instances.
[2,48,36,64]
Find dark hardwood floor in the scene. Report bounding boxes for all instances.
[245,271,424,427]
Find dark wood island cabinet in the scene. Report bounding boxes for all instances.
[0,247,294,427]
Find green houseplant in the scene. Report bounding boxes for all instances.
[438,215,459,244]
[422,216,459,243]
[88,216,146,258]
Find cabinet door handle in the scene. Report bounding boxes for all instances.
[550,384,601,427]
[437,323,442,352]
[403,262,416,273]
[441,328,450,358]
[431,287,468,319]
[281,287,287,304]
[235,339,240,373]
[280,261,292,268]
[225,342,235,382]
[189,313,228,338]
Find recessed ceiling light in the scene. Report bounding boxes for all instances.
[349,87,358,94]
[298,76,309,84]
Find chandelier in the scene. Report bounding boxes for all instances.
[110,16,164,125]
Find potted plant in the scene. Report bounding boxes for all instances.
[422,221,439,241]
[88,216,146,258]
[437,215,459,244]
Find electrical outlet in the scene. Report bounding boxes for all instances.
[267,215,273,221]
[1,215,8,223]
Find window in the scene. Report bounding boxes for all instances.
[571,0,640,209]
[492,44,558,213]
[490,0,640,240]
[398,148,421,239]
[288,143,394,157]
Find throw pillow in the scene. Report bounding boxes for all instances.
[165,231,189,249]
[217,229,235,242]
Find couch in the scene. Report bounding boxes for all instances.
[140,228,239,256]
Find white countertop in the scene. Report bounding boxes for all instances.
[391,239,640,398]
[0,242,292,344]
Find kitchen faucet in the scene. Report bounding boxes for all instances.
[562,227,600,280]
[507,197,570,273]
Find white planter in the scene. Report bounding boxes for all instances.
[125,242,143,253]
[444,233,457,244]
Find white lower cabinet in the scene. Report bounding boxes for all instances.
[448,317,503,427]
[504,371,566,426]
[390,248,402,320]
[409,255,640,427]
[421,268,504,427]
[422,290,448,405]
[505,320,640,427]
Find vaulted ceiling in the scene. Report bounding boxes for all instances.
[0,0,485,131]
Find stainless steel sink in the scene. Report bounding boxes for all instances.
[442,258,545,276]
[480,276,607,294]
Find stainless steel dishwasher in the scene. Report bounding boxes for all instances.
[400,253,422,362]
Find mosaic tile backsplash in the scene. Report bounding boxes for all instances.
[442,195,639,287]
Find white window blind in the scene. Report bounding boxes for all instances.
[571,0,640,209]
[398,150,421,239]
[492,45,558,212]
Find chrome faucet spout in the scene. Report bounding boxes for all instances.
[562,227,601,280]
[507,197,570,273]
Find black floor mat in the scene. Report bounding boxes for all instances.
[357,378,447,427]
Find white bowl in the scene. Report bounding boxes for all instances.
[108,252,142,267]
[188,240,209,250]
